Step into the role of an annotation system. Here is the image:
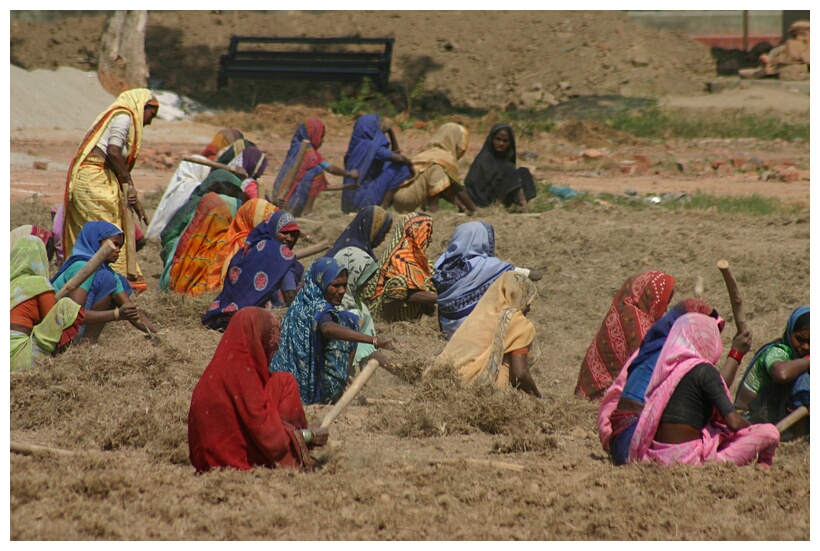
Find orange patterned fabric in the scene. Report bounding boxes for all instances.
[215,199,278,282]
[575,270,675,400]
[367,212,434,302]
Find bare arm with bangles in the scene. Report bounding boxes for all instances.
[719,328,753,388]
[318,321,399,351]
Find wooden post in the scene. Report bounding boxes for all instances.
[320,359,379,429]
[717,259,748,333]
[274,139,310,204]
[54,241,117,300]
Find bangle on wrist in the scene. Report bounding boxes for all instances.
[728,348,744,362]
[113,308,120,321]
[301,429,313,444]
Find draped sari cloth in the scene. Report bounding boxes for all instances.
[431,272,538,389]
[202,211,299,331]
[269,258,359,405]
[575,271,676,400]
[340,114,412,213]
[200,128,243,160]
[188,307,316,473]
[334,246,380,365]
[159,169,244,265]
[227,145,268,200]
[361,212,435,321]
[597,299,718,455]
[735,305,811,425]
[628,313,780,467]
[10,236,83,372]
[273,118,328,216]
[432,221,515,339]
[392,123,468,213]
[215,199,278,282]
[326,205,393,259]
[62,88,156,279]
[465,123,528,207]
[145,158,211,239]
[163,192,240,295]
[10,225,53,250]
[215,138,256,166]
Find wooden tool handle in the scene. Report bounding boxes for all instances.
[275,139,311,203]
[121,191,138,279]
[182,156,248,179]
[717,259,748,333]
[11,441,75,457]
[55,241,117,300]
[294,240,330,260]
[694,276,704,299]
[776,405,808,434]
[320,359,379,429]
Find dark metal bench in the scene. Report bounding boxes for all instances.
[217,36,395,93]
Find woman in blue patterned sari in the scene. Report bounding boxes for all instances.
[432,221,542,339]
[269,257,398,405]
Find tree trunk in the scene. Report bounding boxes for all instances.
[98,11,149,96]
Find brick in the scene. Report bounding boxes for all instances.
[778,167,801,182]
[582,149,604,159]
[32,161,48,170]
[731,158,746,169]
[633,154,652,165]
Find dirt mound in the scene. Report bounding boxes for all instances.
[554,119,639,148]
[10,10,715,110]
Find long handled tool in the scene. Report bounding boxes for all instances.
[694,276,704,299]
[182,156,248,179]
[776,405,809,434]
[717,259,748,333]
[273,139,310,205]
[294,240,330,261]
[320,359,380,430]
[120,183,139,280]
[54,241,117,300]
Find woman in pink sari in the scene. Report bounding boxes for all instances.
[628,313,780,467]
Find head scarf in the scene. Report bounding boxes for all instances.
[201,128,243,160]
[432,271,537,387]
[432,221,515,339]
[230,145,268,180]
[365,212,434,302]
[410,123,468,184]
[628,313,724,463]
[464,124,523,207]
[188,307,316,472]
[326,205,393,259]
[215,138,257,166]
[10,225,53,251]
[269,257,357,405]
[10,236,54,310]
[334,246,379,311]
[575,270,676,400]
[274,118,327,204]
[202,210,299,328]
[342,113,390,188]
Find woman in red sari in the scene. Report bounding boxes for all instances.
[188,306,328,473]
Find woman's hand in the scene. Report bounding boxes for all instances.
[731,328,753,355]
[381,124,392,134]
[310,426,329,447]
[349,169,360,183]
[376,336,401,352]
[118,303,140,322]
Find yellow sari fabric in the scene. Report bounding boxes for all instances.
[217,199,278,282]
[62,88,155,278]
[431,271,537,388]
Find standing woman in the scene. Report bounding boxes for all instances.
[269,258,398,405]
[188,307,326,473]
[432,221,542,339]
[62,88,159,291]
[10,237,84,372]
[201,211,302,331]
[735,306,810,438]
[628,313,780,467]
[51,221,159,343]
[361,212,438,322]
[325,205,393,259]
[384,123,477,215]
[272,118,359,217]
[464,124,537,212]
[340,114,414,213]
[430,272,543,398]
[575,270,676,400]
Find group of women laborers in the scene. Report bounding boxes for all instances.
[574,270,809,469]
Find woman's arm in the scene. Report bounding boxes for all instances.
[719,329,752,388]
[382,125,399,151]
[407,290,438,305]
[319,321,397,351]
[325,163,359,182]
[112,292,161,336]
[769,357,810,384]
[507,353,543,398]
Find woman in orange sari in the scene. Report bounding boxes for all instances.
[214,198,278,283]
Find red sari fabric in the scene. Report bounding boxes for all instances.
[188,307,314,473]
[283,118,328,203]
[575,270,675,400]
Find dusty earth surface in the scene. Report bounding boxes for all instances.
[8,11,811,541]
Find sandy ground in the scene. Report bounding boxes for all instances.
[8,10,811,542]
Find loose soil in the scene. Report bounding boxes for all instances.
[8,10,810,541]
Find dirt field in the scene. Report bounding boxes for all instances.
[8,11,811,541]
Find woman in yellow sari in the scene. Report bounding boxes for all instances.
[216,198,278,283]
[429,271,543,398]
[385,123,477,215]
[62,88,159,292]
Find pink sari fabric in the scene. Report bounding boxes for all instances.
[628,313,779,467]
[596,349,638,453]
